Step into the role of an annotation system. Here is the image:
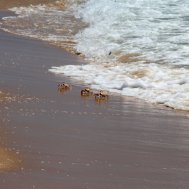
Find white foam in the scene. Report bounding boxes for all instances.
[62,0,189,110]
[73,0,189,66]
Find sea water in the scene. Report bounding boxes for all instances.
[1,0,189,110]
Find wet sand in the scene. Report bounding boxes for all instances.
[1,9,189,189]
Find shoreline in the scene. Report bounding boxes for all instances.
[1,9,189,189]
[2,1,189,112]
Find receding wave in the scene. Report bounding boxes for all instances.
[0,0,86,53]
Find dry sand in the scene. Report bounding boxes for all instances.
[1,9,189,189]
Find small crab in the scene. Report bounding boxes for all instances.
[94,90,109,100]
[81,88,93,96]
[58,83,71,92]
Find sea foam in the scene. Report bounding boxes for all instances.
[57,0,189,110]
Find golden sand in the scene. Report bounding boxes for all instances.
[118,53,141,63]
[0,91,23,172]
[0,0,83,10]
[0,90,37,104]
[0,128,22,172]
[129,70,149,78]
[0,148,21,171]
[0,91,16,103]
[0,0,57,9]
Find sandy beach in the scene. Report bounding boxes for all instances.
[1,7,189,189]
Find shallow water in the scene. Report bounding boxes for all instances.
[1,0,189,110]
